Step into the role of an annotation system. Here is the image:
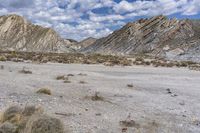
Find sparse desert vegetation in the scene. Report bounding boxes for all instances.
[0,51,131,66]
[1,10,200,133]
[1,51,200,70]
[36,88,52,95]
[1,60,200,132]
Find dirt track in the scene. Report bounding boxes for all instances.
[0,61,200,133]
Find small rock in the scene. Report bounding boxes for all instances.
[95,113,101,116]
[171,94,178,97]
[179,101,185,106]
[166,88,172,94]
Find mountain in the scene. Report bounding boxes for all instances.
[77,37,97,49]
[0,14,74,52]
[81,15,200,62]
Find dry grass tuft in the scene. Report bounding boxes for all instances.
[36,88,51,95]
[91,92,104,101]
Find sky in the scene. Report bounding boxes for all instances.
[0,0,200,41]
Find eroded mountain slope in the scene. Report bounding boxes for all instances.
[82,15,200,61]
[0,14,73,52]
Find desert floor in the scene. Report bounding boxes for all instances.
[0,61,200,133]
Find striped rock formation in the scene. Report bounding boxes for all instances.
[0,14,74,53]
[82,15,200,62]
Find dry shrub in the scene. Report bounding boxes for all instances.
[165,62,175,67]
[67,74,74,77]
[135,57,144,62]
[0,56,6,62]
[19,67,32,74]
[179,61,188,67]
[189,64,200,71]
[24,114,64,133]
[79,81,87,84]
[1,106,22,124]
[120,120,140,128]
[144,61,151,66]
[22,106,43,117]
[56,75,68,80]
[0,122,17,133]
[36,88,51,95]
[78,73,87,76]
[63,80,71,83]
[0,51,132,66]
[91,92,104,101]
[120,60,132,66]
[0,105,64,133]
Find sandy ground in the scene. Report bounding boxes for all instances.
[0,61,200,133]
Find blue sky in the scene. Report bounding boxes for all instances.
[0,0,200,41]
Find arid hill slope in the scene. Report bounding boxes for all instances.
[0,14,74,52]
[82,15,200,62]
[77,37,97,49]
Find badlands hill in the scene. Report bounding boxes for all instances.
[82,15,200,62]
[0,14,74,52]
[77,37,97,49]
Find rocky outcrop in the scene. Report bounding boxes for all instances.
[0,14,74,52]
[81,15,200,62]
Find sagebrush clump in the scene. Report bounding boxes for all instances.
[0,56,6,61]
[0,105,64,133]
